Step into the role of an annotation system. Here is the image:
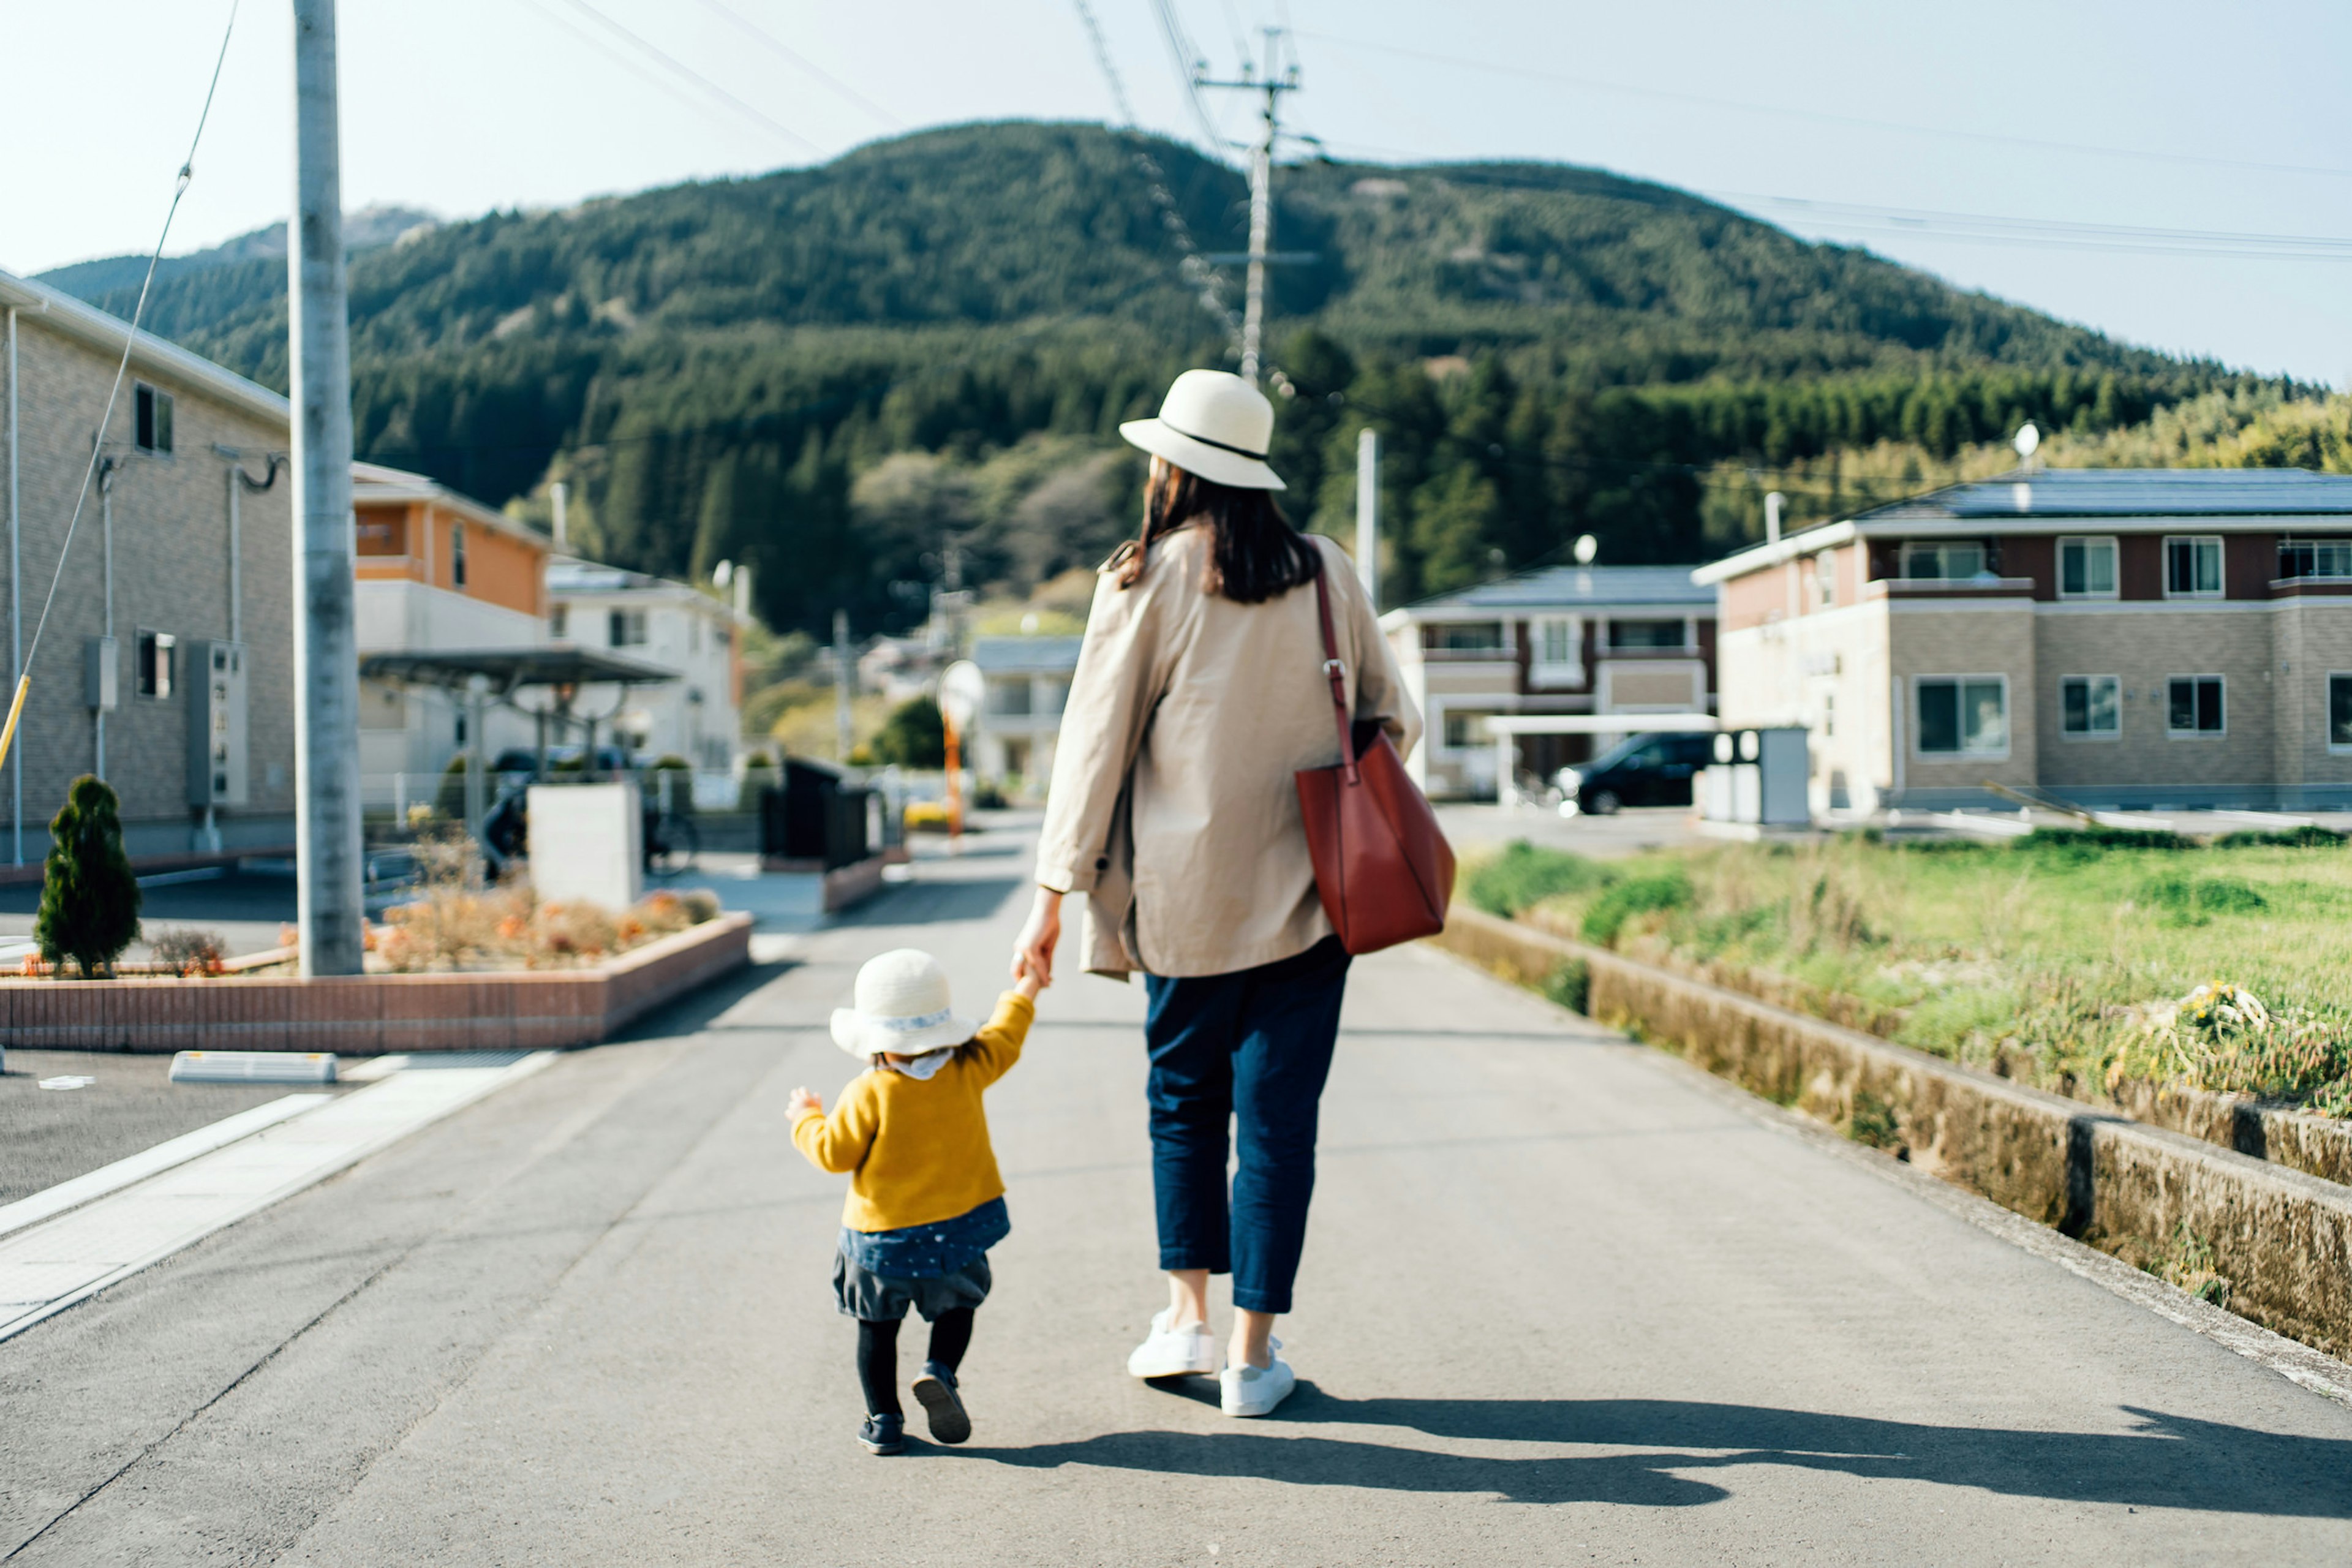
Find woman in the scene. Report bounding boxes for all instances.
[1012,368,1420,1418]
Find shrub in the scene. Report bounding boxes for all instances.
[1461,840,1613,918]
[906,801,951,833]
[1580,870,1690,946]
[150,927,227,976]
[36,776,141,978]
[2214,824,2347,848]
[870,696,946,768]
[2017,825,2191,856]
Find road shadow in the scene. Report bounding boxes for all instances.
[966,1395,2352,1515]
[833,875,1025,928]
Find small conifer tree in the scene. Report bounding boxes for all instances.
[36,775,142,978]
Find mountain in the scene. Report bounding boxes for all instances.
[36,204,438,304]
[35,124,2266,630]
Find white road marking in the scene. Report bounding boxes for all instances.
[0,1052,556,1342]
[0,1095,330,1240]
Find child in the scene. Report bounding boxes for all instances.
[788,948,1039,1455]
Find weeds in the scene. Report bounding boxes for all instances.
[1581,870,1691,946]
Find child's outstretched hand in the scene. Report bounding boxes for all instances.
[786,1087,822,1120]
[1014,968,1045,1002]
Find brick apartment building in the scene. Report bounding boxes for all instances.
[1697,469,2352,813]
[0,268,296,863]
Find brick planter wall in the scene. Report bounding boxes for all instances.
[0,913,753,1054]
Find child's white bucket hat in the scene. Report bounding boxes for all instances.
[831,948,976,1059]
[1119,369,1287,491]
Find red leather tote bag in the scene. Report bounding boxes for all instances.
[1293,568,1457,954]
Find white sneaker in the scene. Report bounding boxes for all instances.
[1127,1307,1217,1378]
[1218,1342,1296,1417]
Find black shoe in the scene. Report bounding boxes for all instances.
[858,1413,905,1455]
[911,1362,971,1445]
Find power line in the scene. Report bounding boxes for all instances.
[1148,0,1231,156]
[682,0,903,131]
[1295,29,2352,185]
[1066,0,1242,355]
[512,0,761,141]
[20,1,241,690]
[547,0,820,154]
[1715,192,2352,262]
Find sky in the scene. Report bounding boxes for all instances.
[4,0,2351,384]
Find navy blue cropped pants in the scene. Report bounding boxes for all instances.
[1142,936,1351,1316]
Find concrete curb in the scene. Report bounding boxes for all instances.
[1430,905,2352,1361]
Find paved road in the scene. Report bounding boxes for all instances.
[6,839,2350,1566]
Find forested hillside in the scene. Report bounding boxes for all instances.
[45,122,2277,631]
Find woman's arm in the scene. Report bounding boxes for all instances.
[1031,563,1170,911]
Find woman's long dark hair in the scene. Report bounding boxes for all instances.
[1117,460,1321,603]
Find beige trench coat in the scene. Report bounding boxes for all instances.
[1034,527,1422,979]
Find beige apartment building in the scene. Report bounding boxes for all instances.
[1698,469,2352,814]
[0,269,296,864]
[1381,566,1717,799]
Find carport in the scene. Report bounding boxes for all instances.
[356,647,679,841]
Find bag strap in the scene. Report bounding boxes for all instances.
[1310,565,1359,785]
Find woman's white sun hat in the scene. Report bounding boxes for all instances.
[1119,369,1286,491]
[831,948,978,1060]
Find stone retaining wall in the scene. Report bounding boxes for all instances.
[1431,905,2352,1360]
[0,913,753,1054]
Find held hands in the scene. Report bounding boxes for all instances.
[786,1087,821,1120]
[1012,886,1063,991]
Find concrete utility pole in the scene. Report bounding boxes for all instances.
[290,0,364,976]
[1197,31,1300,384]
[1355,426,1380,606]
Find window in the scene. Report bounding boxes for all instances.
[609,608,647,647]
[135,630,175,699]
[2332,675,2352,750]
[1915,676,2007,755]
[133,383,173,455]
[2060,674,2120,737]
[550,605,568,639]
[1531,616,1578,667]
[1608,618,1687,650]
[1814,552,1836,608]
[450,522,467,589]
[2168,676,2225,735]
[1820,692,1836,739]
[2058,537,2118,598]
[1441,709,1495,750]
[988,679,1033,717]
[1901,541,1988,580]
[1428,622,1504,652]
[2280,538,2352,581]
[2165,536,2223,597]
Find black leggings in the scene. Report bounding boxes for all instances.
[856,1308,975,1417]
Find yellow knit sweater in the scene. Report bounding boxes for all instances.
[791,992,1033,1233]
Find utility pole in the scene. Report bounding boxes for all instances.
[1355,426,1380,606]
[1197,31,1300,384]
[832,608,854,763]
[290,0,364,976]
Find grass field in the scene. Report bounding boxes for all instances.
[1463,827,2352,1117]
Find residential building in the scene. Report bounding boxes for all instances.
[968,635,1081,784]
[353,462,552,800]
[1696,469,2352,814]
[0,268,295,862]
[544,556,741,771]
[1381,567,1718,799]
